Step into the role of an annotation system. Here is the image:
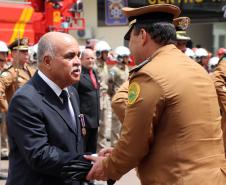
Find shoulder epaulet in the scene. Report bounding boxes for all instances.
[129,57,152,74]
[0,66,14,76]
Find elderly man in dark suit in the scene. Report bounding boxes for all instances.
[6,32,85,185]
[75,48,100,154]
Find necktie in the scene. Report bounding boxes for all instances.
[89,69,98,89]
[60,90,76,130]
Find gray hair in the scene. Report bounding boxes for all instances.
[37,36,55,64]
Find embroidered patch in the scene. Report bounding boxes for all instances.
[128,82,140,105]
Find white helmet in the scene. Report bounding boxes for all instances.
[0,41,8,52]
[208,56,219,72]
[95,40,111,52]
[114,46,130,57]
[195,48,208,58]
[114,46,131,63]
[95,40,111,59]
[185,48,195,58]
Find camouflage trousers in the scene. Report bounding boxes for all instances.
[0,112,8,158]
[111,111,122,147]
[97,94,112,151]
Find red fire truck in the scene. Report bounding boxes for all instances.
[0,0,86,45]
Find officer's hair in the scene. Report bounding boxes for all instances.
[37,36,55,64]
[133,22,176,45]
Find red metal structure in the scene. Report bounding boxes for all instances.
[0,0,85,45]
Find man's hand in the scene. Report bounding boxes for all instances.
[98,147,113,157]
[84,155,108,181]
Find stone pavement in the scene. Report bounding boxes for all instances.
[0,159,140,185]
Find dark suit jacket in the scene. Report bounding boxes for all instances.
[6,72,84,185]
[75,67,100,129]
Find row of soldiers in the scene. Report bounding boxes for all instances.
[88,40,131,151]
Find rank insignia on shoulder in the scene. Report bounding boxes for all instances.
[128,82,140,105]
[0,71,10,77]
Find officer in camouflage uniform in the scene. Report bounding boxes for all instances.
[95,40,112,151]
[0,38,36,158]
[0,38,36,112]
[108,46,130,147]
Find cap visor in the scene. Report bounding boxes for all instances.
[124,25,134,41]
[122,4,181,19]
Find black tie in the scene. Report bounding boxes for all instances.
[60,90,76,130]
[60,90,69,107]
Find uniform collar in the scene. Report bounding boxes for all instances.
[129,44,176,74]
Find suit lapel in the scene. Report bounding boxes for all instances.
[82,72,93,87]
[32,73,77,135]
[43,96,77,134]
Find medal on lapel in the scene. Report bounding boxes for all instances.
[82,127,86,136]
[79,114,86,136]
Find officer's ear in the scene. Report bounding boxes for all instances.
[11,50,17,58]
[140,28,148,46]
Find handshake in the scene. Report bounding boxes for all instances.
[61,148,115,185]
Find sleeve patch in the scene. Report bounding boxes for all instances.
[128,82,140,105]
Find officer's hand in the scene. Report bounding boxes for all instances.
[84,155,108,181]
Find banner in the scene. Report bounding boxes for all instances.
[105,0,128,25]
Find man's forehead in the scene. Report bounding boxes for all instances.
[60,44,79,53]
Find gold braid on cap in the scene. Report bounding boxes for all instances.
[21,38,29,46]
[129,19,136,27]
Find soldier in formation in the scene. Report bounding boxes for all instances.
[94,40,112,151]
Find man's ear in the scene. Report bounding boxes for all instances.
[43,55,52,69]
[140,28,148,46]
